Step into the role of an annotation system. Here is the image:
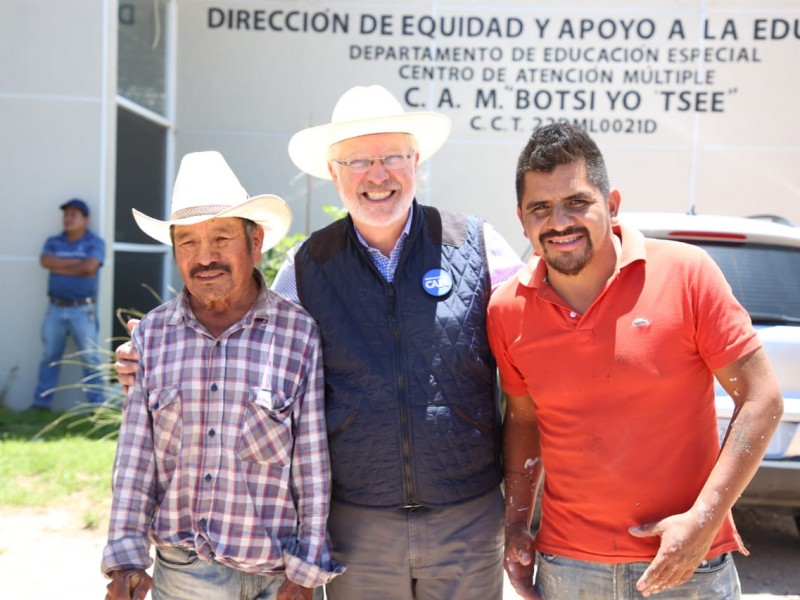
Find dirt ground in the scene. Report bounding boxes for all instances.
[731,506,800,597]
[0,503,797,599]
[0,502,113,599]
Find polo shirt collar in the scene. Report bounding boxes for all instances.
[614,222,647,269]
[517,221,647,290]
[58,230,92,243]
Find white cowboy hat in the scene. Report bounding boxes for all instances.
[288,85,452,180]
[132,151,292,252]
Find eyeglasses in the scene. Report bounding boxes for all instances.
[330,153,415,174]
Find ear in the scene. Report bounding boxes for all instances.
[607,189,621,221]
[516,205,529,240]
[252,225,265,259]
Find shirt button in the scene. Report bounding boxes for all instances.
[208,428,215,437]
[204,473,212,483]
[569,311,577,318]
[199,518,207,528]
[210,383,218,392]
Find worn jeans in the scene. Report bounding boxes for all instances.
[33,303,103,407]
[535,551,740,599]
[152,546,323,600]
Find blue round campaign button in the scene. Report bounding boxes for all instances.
[422,269,453,297]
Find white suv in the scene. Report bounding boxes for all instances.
[618,211,800,518]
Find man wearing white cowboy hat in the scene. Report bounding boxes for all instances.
[102,151,343,600]
[274,85,524,599]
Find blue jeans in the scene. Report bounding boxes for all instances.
[152,546,323,600]
[535,551,740,599]
[33,303,103,407]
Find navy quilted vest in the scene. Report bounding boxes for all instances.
[296,201,502,508]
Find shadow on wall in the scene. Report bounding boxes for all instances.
[0,365,20,409]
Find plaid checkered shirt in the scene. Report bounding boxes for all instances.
[102,272,343,587]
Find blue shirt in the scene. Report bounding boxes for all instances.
[42,229,106,301]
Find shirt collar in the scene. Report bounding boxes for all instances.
[59,230,91,242]
[352,207,414,253]
[517,222,647,290]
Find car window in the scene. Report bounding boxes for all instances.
[689,242,800,324]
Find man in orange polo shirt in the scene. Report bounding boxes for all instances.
[487,123,783,599]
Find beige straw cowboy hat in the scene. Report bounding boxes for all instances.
[132,151,292,252]
[288,85,452,180]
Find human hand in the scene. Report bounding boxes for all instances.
[629,509,716,597]
[104,569,152,600]
[504,523,542,599]
[115,318,141,392]
[276,577,313,600]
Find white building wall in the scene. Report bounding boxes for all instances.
[0,0,117,411]
[171,0,800,255]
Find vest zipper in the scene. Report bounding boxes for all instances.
[387,284,417,505]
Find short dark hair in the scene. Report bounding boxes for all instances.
[515,123,610,206]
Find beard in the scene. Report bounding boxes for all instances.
[538,226,594,276]
[345,185,412,229]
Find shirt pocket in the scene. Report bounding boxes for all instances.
[236,388,296,467]
[147,387,183,460]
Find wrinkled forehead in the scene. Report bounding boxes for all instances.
[172,217,245,238]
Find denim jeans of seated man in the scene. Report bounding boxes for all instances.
[33,303,104,408]
[534,551,740,600]
[152,546,324,600]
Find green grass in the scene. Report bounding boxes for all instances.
[0,408,118,517]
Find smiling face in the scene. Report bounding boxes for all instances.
[327,132,419,233]
[172,217,263,309]
[518,160,619,277]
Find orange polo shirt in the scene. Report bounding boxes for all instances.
[487,224,760,562]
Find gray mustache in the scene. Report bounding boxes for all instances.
[190,262,231,277]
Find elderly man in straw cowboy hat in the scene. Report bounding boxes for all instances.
[274,85,523,599]
[102,151,343,600]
